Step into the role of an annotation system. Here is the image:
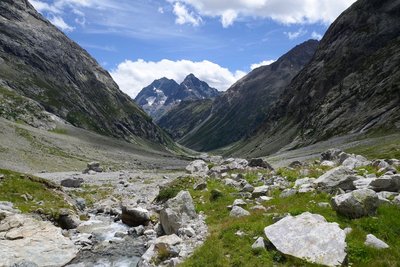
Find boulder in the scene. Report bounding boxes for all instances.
[342,155,369,169]
[121,205,150,227]
[294,178,316,188]
[186,160,209,176]
[60,177,84,188]
[331,189,379,218]
[248,158,273,170]
[230,206,250,217]
[223,158,249,170]
[57,209,80,230]
[288,161,303,168]
[321,148,344,162]
[0,213,77,266]
[280,189,297,198]
[321,160,336,167]
[252,186,271,198]
[314,166,356,192]
[160,191,197,235]
[368,175,399,192]
[365,234,389,249]
[241,183,255,193]
[372,160,390,170]
[264,212,346,266]
[84,162,103,173]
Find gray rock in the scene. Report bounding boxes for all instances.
[232,199,247,207]
[230,206,250,217]
[241,183,255,193]
[294,177,316,188]
[365,234,389,249]
[160,191,197,235]
[264,212,346,266]
[193,181,207,191]
[60,178,84,188]
[251,237,265,249]
[252,186,271,198]
[179,227,196,237]
[250,205,267,211]
[57,209,80,230]
[331,189,379,218]
[75,198,86,211]
[342,156,369,169]
[314,166,356,192]
[11,261,39,267]
[321,148,343,162]
[248,158,273,170]
[393,195,400,206]
[321,160,336,167]
[121,205,150,227]
[368,175,399,192]
[185,160,209,176]
[280,189,297,198]
[372,160,390,170]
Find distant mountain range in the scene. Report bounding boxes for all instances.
[159,40,319,149]
[0,0,173,147]
[135,74,220,120]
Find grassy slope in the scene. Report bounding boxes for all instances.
[0,169,72,219]
[160,167,400,266]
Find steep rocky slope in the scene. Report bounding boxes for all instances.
[232,0,400,157]
[179,40,318,151]
[157,99,213,140]
[135,74,219,120]
[0,0,171,145]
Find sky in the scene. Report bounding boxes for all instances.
[28,0,357,98]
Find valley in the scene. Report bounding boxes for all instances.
[0,0,400,266]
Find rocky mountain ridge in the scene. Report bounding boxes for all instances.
[174,40,319,151]
[135,74,220,120]
[0,0,171,146]
[232,0,400,158]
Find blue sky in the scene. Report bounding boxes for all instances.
[29,0,356,97]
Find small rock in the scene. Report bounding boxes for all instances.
[229,206,250,217]
[250,205,267,211]
[248,158,273,170]
[241,183,255,193]
[251,237,265,249]
[193,181,207,191]
[344,227,353,235]
[321,160,336,167]
[257,196,273,202]
[232,199,247,207]
[252,186,270,198]
[235,230,246,237]
[75,198,86,210]
[317,202,330,208]
[185,160,209,176]
[179,227,195,237]
[57,209,80,230]
[61,178,84,188]
[280,189,297,198]
[365,234,389,249]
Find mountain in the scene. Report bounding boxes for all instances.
[0,0,172,145]
[157,99,213,140]
[135,74,220,120]
[178,40,319,151]
[134,78,181,120]
[231,0,400,157]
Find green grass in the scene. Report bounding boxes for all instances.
[347,135,400,160]
[177,174,400,267]
[48,127,68,135]
[0,169,72,219]
[69,184,116,207]
[276,165,332,183]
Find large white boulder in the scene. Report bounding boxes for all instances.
[0,213,78,267]
[160,191,197,235]
[264,212,346,266]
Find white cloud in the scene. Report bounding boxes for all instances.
[158,7,165,14]
[311,31,323,40]
[110,59,246,98]
[49,16,75,32]
[250,59,276,70]
[173,2,202,26]
[29,0,60,13]
[221,10,237,28]
[284,28,307,40]
[167,0,356,27]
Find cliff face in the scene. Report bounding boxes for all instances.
[233,0,400,157]
[179,40,319,151]
[0,0,171,145]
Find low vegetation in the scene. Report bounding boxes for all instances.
[0,169,72,219]
[159,174,400,266]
